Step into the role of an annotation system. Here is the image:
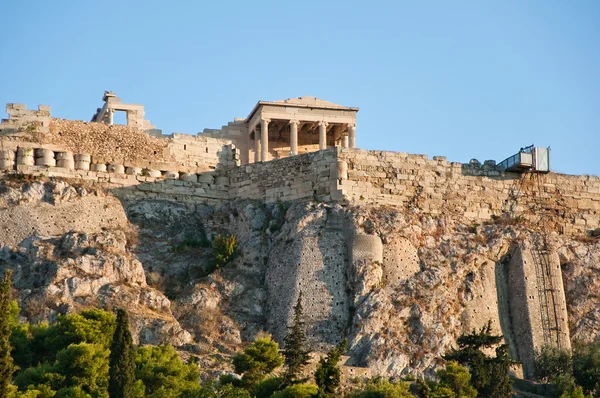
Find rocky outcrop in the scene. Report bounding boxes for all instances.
[0,178,599,378]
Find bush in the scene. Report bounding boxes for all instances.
[534,345,573,384]
[135,345,200,397]
[232,334,283,388]
[572,340,600,397]
[270,383,318,398]
[213,234,237,268]
[350,377,413,397]
[254,377,283,398]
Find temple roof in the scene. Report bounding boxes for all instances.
[266,96,356,110]
[246,96,358,121]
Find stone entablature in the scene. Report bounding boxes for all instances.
[91,91,156,131]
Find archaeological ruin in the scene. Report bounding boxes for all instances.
[1,92,599,379]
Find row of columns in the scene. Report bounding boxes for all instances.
[253,119,356,162]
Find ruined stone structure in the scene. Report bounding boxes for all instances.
[91,91,156,131]
[1,96,599,378]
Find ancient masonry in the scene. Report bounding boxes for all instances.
[1,93,599,377]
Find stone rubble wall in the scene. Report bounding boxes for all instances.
[266,206,350,352]
[335,148,600,235]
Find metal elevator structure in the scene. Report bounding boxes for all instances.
[498,145,551,174]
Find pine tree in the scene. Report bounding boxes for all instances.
[108,308,136,398]
[314,339,347,397]
[283,292,310,385]
[0,269,15,397]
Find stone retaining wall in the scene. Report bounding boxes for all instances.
[335,148,600,235]
[1,145,599,235]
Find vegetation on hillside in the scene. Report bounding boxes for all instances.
[0,268,599,398]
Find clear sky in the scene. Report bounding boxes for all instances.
[1,1,598,176]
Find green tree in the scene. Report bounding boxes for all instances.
[443,321,516,398]
[283,292,310,386]
[534,345,573,385]
[432,361,477,398]
[350,377,413,398]
[108,309,135,398]
[192,381,251,398]
[560,385,591,398]
[232,334,283,388]
[42,310,116,364]
[314,339,347,397]
[1,269,15,396]
[135,345,200,397]
[270,383,319,398]
[572,340,600,397]
[54,343,109,397]
[253,377,283,398]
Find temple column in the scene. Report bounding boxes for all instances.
[318,121,328,150]
[107,109,114,125]
[348,123,356,148]
[260,119,270,162]
[254,130,261,162]
[342,135,349,148]
[289,120,299,155]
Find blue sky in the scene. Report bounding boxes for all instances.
[1,0,598,176]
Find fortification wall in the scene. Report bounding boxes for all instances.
[506,241,571,379]
[228,150,337,202]
[2,145,599,236]
[266,207,350,351]
[335,148,600,235]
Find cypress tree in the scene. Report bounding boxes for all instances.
[108,308,136,398]
[283,292,310,385]
[0,269,14,397]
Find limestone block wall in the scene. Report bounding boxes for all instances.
[0,104,51,134]
[200,119,249,164]
[227,150,338,203]
[166,133,240,171]
[335,148,600,235]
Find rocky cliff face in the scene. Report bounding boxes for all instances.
[0,178,598,377]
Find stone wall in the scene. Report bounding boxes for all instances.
[335,148,600,235]
[200,119,248,164]
[228,150,338,203]
[506,240,571,379]
[0,104,51,134]
[1,146,599,236]
[166,133,239,171]
[266,206,350,351]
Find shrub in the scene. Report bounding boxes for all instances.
[350,377,413,397]
[270,383,318,398]
[213,234,237,268]
[534,345,573,384]
[232,334,283,388]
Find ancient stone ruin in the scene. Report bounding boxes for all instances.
[0,92,599,379]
